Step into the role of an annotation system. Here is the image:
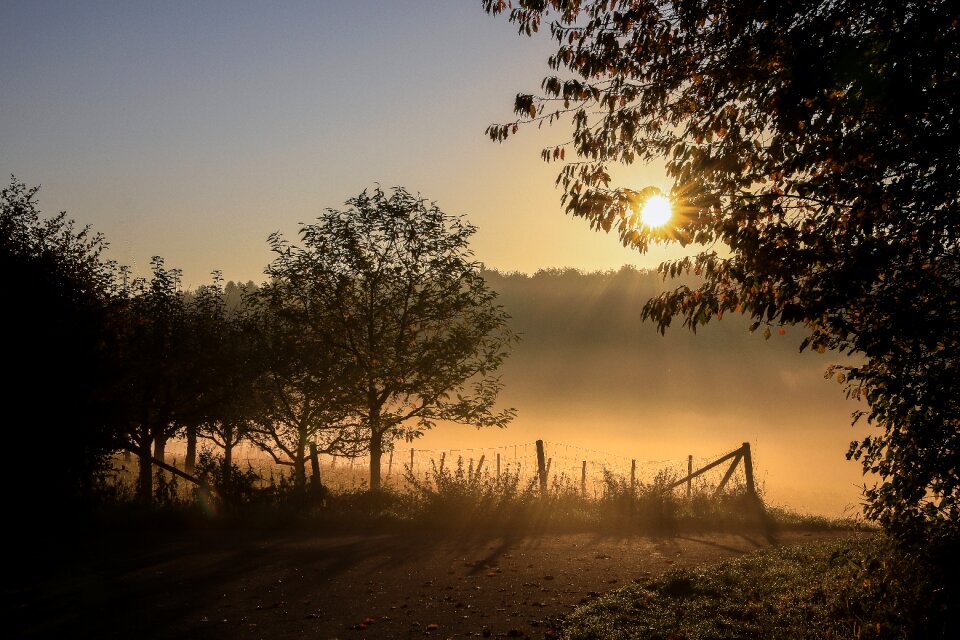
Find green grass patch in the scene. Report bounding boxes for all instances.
[560,534,954,639]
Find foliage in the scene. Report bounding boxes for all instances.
[194,448,262,506]
[153,469,182,508]
[189,277,264,492]
[112,257,200,501]
[1,177,121,517]
[249,256,367,493]
[265,186,517,490]
[483,0,960,549]
[560,535,955,639]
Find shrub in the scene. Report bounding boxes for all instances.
[194,448,262,507]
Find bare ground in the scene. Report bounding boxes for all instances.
[8,525,851,640]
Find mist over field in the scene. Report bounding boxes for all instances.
[415,267,869,517]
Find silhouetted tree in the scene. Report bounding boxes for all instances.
[247,274,365,496]
[186,275,264,494]
[484,1,959,548]
[114,258,198,502]
[266,187,517,490]
[2,178,120,517]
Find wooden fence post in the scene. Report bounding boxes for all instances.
[742,442,756,497]
[687,455,693,498]
[387,450,393,478]
[496,452,501,479]
[535,440,547,496]
[410,448,414,473]
[630,459,636,493]
[581,460,587,497]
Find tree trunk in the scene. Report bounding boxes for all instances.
[223,441,233,493]
[222,422,234,492]
[136,441,153,503]
[185,424,197,474]
[293,436,307,494]
[369,430,383,492]
[154,435,167,464]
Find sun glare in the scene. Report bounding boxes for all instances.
[641,195,672,228]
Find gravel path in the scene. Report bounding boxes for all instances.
[10,526,849,640]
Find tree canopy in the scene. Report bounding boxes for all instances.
[483,0,959,546]
[265,187,517,490]
[1,178,121,515]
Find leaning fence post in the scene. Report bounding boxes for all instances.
[387,449,393,478]
[535,440,547,496]
[496,452,501,479]
[742,442,756,497]
[687,454,693,498]
[630,459,636,493]
[581,460,587,497]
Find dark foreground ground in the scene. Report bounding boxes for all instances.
[8,524,851,640]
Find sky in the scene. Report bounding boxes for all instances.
[1,0,678,288]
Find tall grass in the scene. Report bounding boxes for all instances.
[99,453,839,533]
[396,455,782,533]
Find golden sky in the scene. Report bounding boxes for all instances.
[1,1,682,287]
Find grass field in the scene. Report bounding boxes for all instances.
[560,534,954,639]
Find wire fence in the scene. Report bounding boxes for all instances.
[115,438,750,498]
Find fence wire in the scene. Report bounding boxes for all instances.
[113,438,749,498]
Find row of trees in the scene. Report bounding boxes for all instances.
[3,180,515,511]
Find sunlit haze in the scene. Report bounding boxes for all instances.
[1,2,868,518]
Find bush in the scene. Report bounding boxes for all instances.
[194,448,263,507]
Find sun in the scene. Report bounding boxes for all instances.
[641,195,672,228]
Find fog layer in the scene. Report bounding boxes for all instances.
[415,267,869,517]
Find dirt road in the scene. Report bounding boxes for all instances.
[10,526,850,640]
